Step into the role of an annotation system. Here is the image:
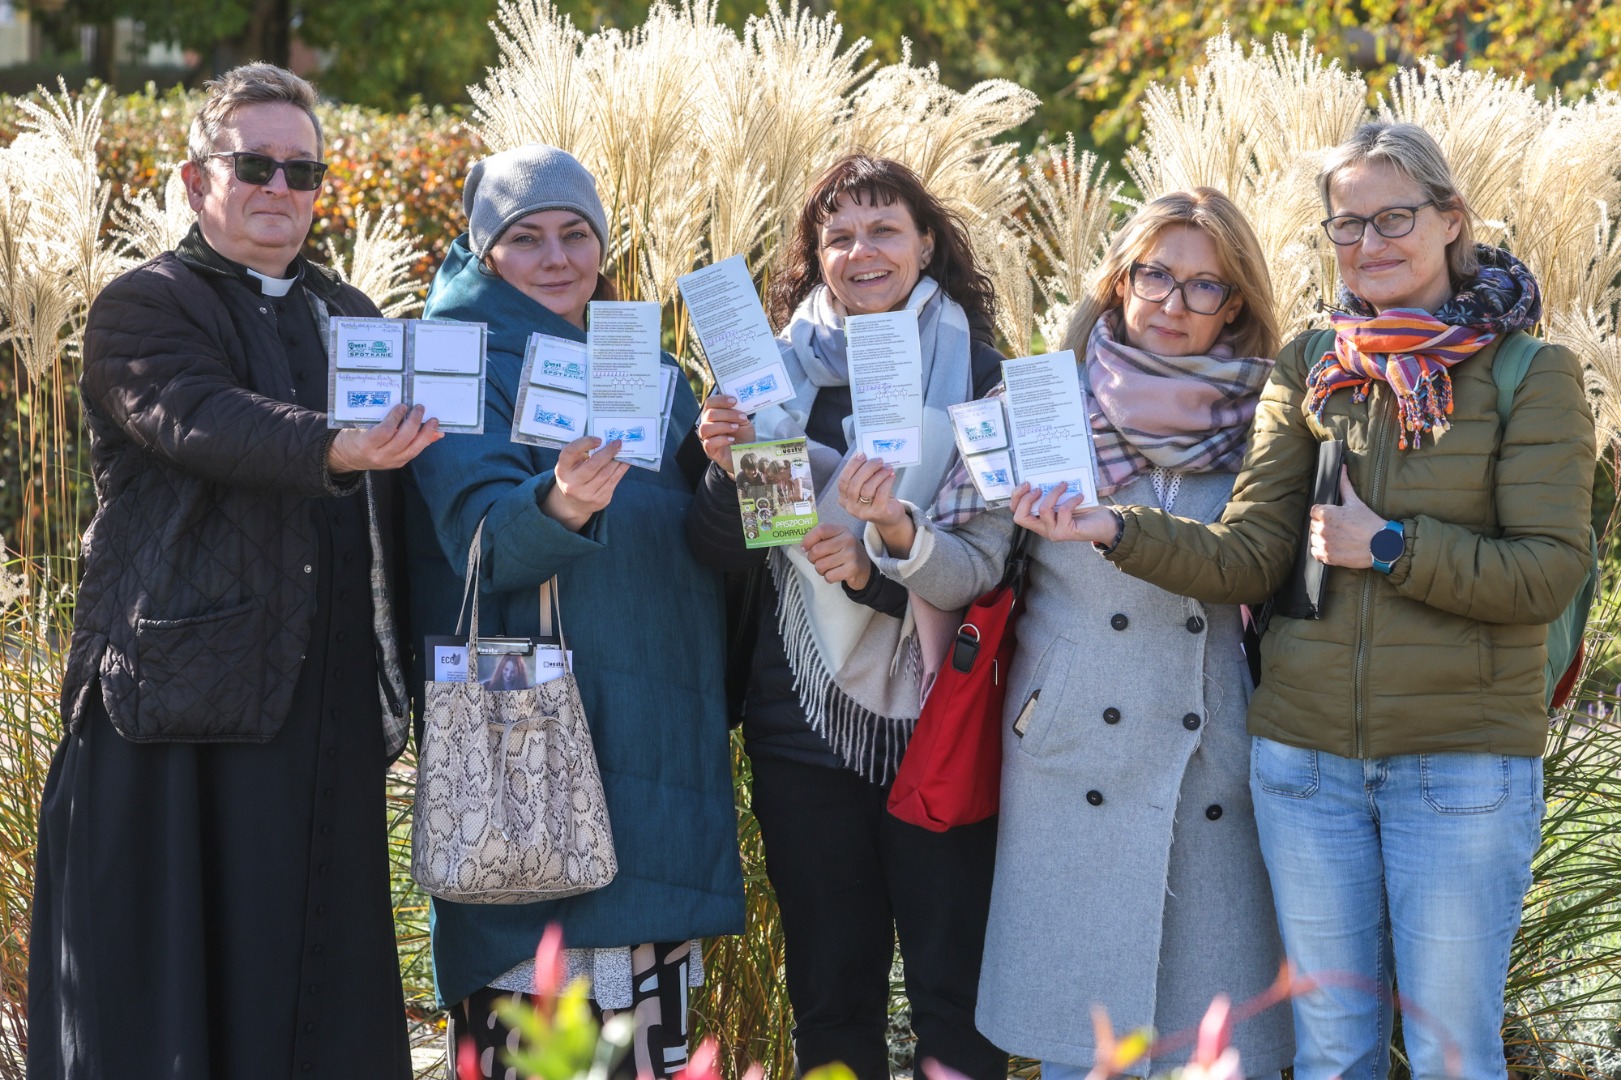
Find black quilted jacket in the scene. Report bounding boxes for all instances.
[60,228,386,742]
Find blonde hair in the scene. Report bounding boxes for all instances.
[1317,121,1478,283]
[1061,188,1279,360]
[187,63,323,164]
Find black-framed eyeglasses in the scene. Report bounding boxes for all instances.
[208,151,328,191]
[1320,202,1437,246]
[1127,263,1234,316]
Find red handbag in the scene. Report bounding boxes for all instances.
[888,532,1030,832]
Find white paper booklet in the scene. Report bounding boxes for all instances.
[327,317,487,433]
[511,329,677,473]
[846,309,924,467]
[677,255,795,414]
[946,398,1016,504]
[947,351,1100,509]
[587,301,664,465]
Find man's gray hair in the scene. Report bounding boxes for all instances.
[186,63,323,164]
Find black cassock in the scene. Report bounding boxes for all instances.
[29,276,411,1079]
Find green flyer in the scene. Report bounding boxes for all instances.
[733,437,819,548]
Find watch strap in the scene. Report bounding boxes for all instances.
[1370,519,1405,573]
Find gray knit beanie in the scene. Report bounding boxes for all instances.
[463,144,609,261]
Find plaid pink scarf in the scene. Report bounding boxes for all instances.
[1087,311,1273,496]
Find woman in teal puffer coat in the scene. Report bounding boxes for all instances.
[403,144,744,1080]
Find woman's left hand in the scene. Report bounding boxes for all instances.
[801,523,872,591]
[1309,466,1384,568]
[837,453,905,527]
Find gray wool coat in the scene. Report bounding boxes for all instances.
[876,470,1294,1073]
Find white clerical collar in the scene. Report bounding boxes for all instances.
[247,266,299,297]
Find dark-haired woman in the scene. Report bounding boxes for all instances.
[685,154,1006,1080]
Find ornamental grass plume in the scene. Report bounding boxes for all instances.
[1378,61,1545,247]
[0,83,123,382]
[110,166,194,263]
[1552,307,1621,450]
[325,205,425,319]
[469,0,1031,362]
[1019,135,1121,348]
[1505,93,1621,314]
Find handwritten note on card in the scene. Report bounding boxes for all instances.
[846,309,924,468]
[678,255,794,413]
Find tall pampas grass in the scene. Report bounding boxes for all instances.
[1019,135,1121,348]
[470,0,1031,355]
[111,167,194,264]
[1552,308,1621,451]
[326,206,423,319]
[1379,61,1546,246]
[0,83,118,1080]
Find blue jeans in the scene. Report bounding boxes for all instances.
[1250,738,1543,1080]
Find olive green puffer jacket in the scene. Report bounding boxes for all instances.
[1108,330,1595,758]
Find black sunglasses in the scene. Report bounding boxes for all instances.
[208,151,328,191]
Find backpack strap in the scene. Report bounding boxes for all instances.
[1490,330,1543,426]
[1304,328,1336,369]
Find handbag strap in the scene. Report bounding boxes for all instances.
[454,518,570,673]
[454,519,486,655]
[999,526,1032,598]
[538,577,570,667]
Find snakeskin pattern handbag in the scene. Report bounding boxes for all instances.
[412,522,617,904]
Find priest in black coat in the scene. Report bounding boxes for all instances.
[28,63,441,1079]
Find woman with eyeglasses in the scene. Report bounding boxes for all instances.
[1006,123,1594,1080]
[844,188,1294,1076]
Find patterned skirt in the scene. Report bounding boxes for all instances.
[450,941,697,1079]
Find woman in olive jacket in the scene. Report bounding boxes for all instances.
[1033,123,1593,1080]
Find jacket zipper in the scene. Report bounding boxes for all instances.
[1351,388,1394,758]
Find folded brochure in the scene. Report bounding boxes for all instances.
[948,349,1101,509]
[327,317,488,433]
[510,329,678,472]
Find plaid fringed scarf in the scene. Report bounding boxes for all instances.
[1303,313,1493,449]
[1087,311,1273,496]
[931,312,1272,525]
[1305,244,1543,450]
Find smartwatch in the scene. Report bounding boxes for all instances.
[1369,519,1405,574]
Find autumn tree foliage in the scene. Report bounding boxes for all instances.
[1068,0,1621,148]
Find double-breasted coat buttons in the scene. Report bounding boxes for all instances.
[1110,613,1129,631]
[1183,713,1202,731]
[1086,790,1104,806]
[1103,707,1121,724]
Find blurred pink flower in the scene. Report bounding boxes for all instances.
[1182,995,1241,1080]
[1193,995,1232,1067]
[533,922,566,1006]
[919,1057,971,1080]
[456,1038,482,1080]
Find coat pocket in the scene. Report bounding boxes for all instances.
[122,599,272,742]
[1013,636,1075,759]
